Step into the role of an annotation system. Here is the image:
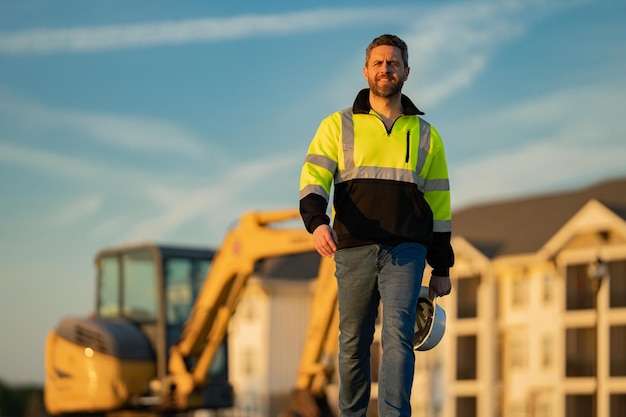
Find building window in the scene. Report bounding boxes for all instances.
[610,325,626,376]
[242,347,256,376]
[511,275,528,307]
[565,394,593,417]
[609,260,626,308]
[456,335,477,380]
[542,334,553,368]
[508,400,527,417]
[509,332,528,369]
[530,391,553,417]
[610,394,626,417]
[456,396,476,417]
[566,264,594,310]
[543,273,553,303]
[457,275,479,318]
[241,297,258,322]
[565,327,595,377]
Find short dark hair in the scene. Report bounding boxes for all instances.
[365,34,409,68]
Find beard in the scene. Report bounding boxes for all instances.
[368,75,404,98]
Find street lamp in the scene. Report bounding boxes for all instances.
[588,257,608,289]
[587,257,609,417]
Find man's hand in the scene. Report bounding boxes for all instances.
[429,274,451,300]
[312,224,338,257]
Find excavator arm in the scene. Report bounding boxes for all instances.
[162,209,322,409]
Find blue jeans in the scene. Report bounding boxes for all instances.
[334,242,427,417]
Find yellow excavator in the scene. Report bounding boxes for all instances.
[45,208,444,417]
[44,209,339,417]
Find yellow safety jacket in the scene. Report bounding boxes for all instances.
[299,89,454,276]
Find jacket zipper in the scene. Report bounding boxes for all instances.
[405,130,410,163]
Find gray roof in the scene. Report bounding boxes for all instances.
[451,177,626,258]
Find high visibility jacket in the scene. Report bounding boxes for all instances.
[299,89,454,276]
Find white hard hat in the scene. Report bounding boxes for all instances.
[413,286,447,351]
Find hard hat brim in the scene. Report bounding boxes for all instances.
[414,286,447,351]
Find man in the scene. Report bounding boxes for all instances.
[299,34,454,417]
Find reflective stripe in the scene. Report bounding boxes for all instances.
[434,219,452,233]
[341,108,355,171]
[336,166,419,184]
[304,153,337,173]
[299,184,329,201]
[425,178,450,192]
[416,118,431,177]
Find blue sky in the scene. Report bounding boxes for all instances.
[1,0,625,385]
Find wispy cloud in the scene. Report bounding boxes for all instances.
[452,140,626,208]
[320,0,592,109]
[402,0,594,107]
[0,141,104,179]
[0,137,301,244]
[0,7,409,55]
[53,195,103,226]
[119,153,300,243]
[450,79,626,152]
[0,88,213,157]
[451,80,626,207]
[406,2,524,105]
[0,139,193,192]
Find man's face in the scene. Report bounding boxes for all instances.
[363,45,410,98]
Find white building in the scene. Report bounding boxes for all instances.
[430,177,626,417]
[228,252,321,417]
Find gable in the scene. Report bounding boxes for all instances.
[452,177,626,258]
[538,199,626,260]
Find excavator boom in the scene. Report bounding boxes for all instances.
[164,209,324,409]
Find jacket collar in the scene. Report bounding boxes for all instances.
[352,88,424,116]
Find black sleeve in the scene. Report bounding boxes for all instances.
[299,194,330,233]
[427,231,455,276]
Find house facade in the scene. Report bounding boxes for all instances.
[419,178,626,417]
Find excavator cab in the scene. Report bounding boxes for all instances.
[44,243,233,415]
